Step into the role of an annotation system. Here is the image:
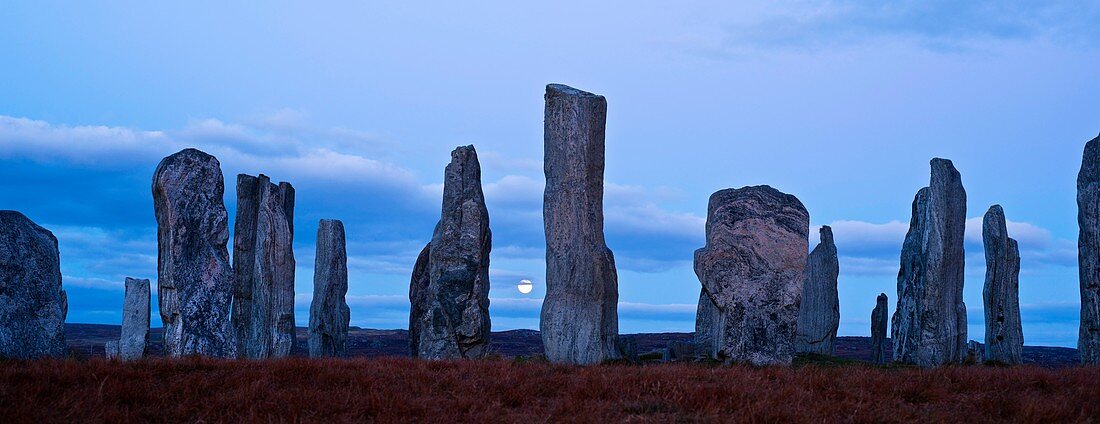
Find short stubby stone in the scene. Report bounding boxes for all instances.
[232,173,296,359]
[119,277,150,360]
[310,219,350,358]
[0,211,67,359]
[892,158,968,367]
[409,145,492,359]
[871,293,889,364]
[153,148,236,357]
[795,226,840,355]
[1079,133,1100,364]
[694,185,809,366]
[540,84,621,365]
[983,205,1023,365]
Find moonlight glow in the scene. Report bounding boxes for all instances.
[517,279,533,294]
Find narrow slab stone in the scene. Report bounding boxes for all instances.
[795,225,840,355]
[232,174,296,359]
[152,148,235,357]
[408,243,431,357]
[409,145,492,359]
[0,211,67,359]
[119,277,150,360]
[694,185,809,366]
[309,219,350,358]
[891,158,968,367]
[871,293,889,364]
[982,205,1023,364]
[694,288,721,359]
[1079,133,1100,363]
[540,84,621,365]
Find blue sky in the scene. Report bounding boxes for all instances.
[1,1,1097,346]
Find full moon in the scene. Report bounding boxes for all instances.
[517,279,534,294]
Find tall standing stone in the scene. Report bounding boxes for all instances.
[694,288,721,359]
[891,158,967,367]
[540,84,620,365]
[795,225,840,355]
[310,219,350,358]
[119,277,150,360]
[0,211,67,358]
[694,186,809,366]
[871,293,889,364]
[1079,134,1100,363]
[409,145,492,359]
[232,174,296,359]
[983,205,1023,364]
[153,149,236,357]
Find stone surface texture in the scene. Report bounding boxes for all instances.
[540,84,621,365]
[982,205,1023,364]
[232,173,296,359]
[309,219,351,358]
[409,145,492,359]
[891,158,968,367]
[1079,134,1100,363]
[694,288,722,359]
[871,293,889,364]
[694,185,809,366]
[152,148,236,358]
[119,277,150,360]
[0,211,67,358]
[795,225,840,355]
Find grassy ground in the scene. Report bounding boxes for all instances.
[0,357,1097,422]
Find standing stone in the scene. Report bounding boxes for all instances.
[1079,133,1100,363]
[104,341,119,359]
[408,243,431,356]
[983,205,1023,364]
[891,158,968,367]
[153,148,236,357]
[0,211,67,358]
[232,174,296,359]
[694,186,809,366]
[309,219,350,358]
[871,293,889,364]
[409,145,492,359]
[694,288,721,359]
[119,277,150,360]
[795,225,840,355]
[540,84,620,365]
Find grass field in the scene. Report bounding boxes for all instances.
[1,357,1098,422]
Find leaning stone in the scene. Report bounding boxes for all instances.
[119,277,150,360]
[410,145,492,359]
[871,293,889,364]
[152,148,236,357]
[232,173,296,359]
[983,205,1023,365]
[0,211,68,359]
[795,225,840,355]
[891,158,968,367]
[540,84,621,365]
[1079,133,1100,363]
[694,185,809,366]
[309,219,351,358]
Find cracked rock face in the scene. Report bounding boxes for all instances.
[795,225,840,355]
[891,158,968,367]
[0,211,68,359]
[983,205,1023,365]
[540,84,621,365]
[232,174,296,359]
[309,219,350,358]
[409,145,492,359]
[1080,134,1100,364]
[694,185,809,366]
[153,148,236,358]
[871,293,889,364]
[119,277,150,360]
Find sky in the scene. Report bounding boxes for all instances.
[1,1,1098,347]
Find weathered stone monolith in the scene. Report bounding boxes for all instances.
[105,341,119,359]
[891,158,967,367]
[871,293,889,364]
[409,145,492,359]
[983,205,1023,365]
[694,288,721,359]
[694,186,809,366]
[0,211,67,359]
[540,84,621,365]
[309,219,350,358]
[153,148,236,357]
[232,173,296,359]
[795,225,840,355]
[119,277,150,360]
[1079,133,1100,364]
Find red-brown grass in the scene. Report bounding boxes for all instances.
[0,357,1098,422]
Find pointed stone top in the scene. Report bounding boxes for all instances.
[877,293,888,302]
[546,84,602,99]
[930,157,960,177]
[984,204,1007,237]
[819,225,834,245]
[1079,133,1100,188]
